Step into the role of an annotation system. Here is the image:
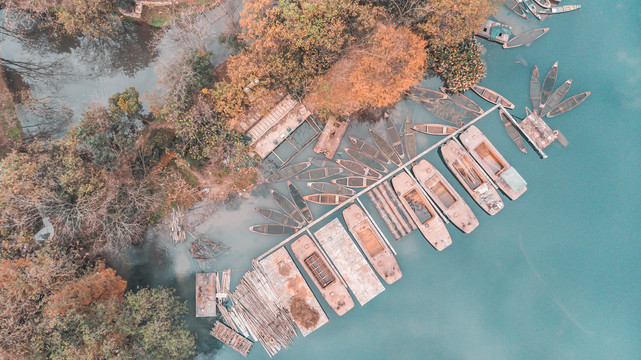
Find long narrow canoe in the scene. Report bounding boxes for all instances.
[348,136,390,164]
[539,5,581,14]
[499,108,527,154]
[332,176,377,188]
[309,157,337,168]
[294,167,343,181]
[370,129,402,166]
[344,147,387,173]
[336,159,382,179]
[547,91,590,118]
[307,182,356,196]
[303,193,350,205]
[412,160,479,233]
[343,204,402,284]
[541,79,573,117]
[385,114,405,159]
[265,162,310,183]
[471,85,515,109]
[270,188,306,224]
[503,28,549,49]
[534,0,551,8]
[505,0,527,18]
[255,208,301,227]
[403,118,417,161]
[440,87,483,115]
[416,98,470,127]
[288,181,313,223]
[540,61,558,108]
[410,86,447,102]
[530,65,541,110]
[412,124,458,136]
[522,0,542,20]
[249,224,298,235]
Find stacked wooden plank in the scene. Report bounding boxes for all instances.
[366,182,417,240]
[211,321,253,357]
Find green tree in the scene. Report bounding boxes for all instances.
[55,0,121,38]
[426,38,486,93]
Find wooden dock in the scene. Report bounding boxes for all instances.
[313,117,349,159]
[259,247,329,336]
[314,218,385,306]
[196,273,218,317]
[211,321,253,357]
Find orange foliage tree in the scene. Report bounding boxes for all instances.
[307,24,427,116]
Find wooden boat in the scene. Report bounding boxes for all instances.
[307,182,356,196]
[391,172,452,251]
[409,86,447,102]
[499,108,527,154]
[255,208,301,227]
[309,157,337,168]
[503,28,549,49]
[539,5,581,14]
[290,235,354,316]
[249,224,298,235]
[265,161,310,183]
[471,85,515,109]
[288,181,313,223]
[303,193,350,205]
[547,91,590,118]
[270,188,306,224]
[530,65,541,110]
[540,61,558,108]
[344,147,387,174]
[460,126,527,200]
[440,87,483,115]
[403,118,417,161]
[343,204,402,284]
[332,176,377,188]
[385,114,405,159]
[336,159,382,179]
[417,98,472,127]
[440,140,504,215]
[294,167,343,181]
[504,0,527,18]
[522,0,542,20]
[534,0,551,8]
[412,123,458,136]
[348,136,390,164]
[370,129,402,166]
[412,160,479,234]
[541,79,572,117]
[476,19,512,45]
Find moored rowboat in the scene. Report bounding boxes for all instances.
[541,79,573,117]
[522,0,542,20]
[385,114,405,159]
[499,108,527,154]
[540,61,559,110]
[547,91,590,118]
[255,208,301,227]
[303,193,350,205]
[270,188,306,224]
[249,224,298,235]
[307,182,356,196]
[534,0,551,8]
[409,86,447,102]
[403,118,417,161]
[503,28,549,49]
[539,5,581,14]
[471,85,515,109]
[288,181,313,223]
[294,167,343,181]
[504,0,527,18]
[309,157,336,168]
[266,162,310,183]
[348,136,390,164]
[441,87,484,115]
[412,160,479,233]
[344,147,387,173]
[530,65,541,110]
[332,176,377,188]
[370,129,402,166]
[412,123,458,136]
[336,159,382,179]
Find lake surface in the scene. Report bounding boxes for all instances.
[4,1,640,359]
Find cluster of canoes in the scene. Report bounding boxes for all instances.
[505,0,581,21]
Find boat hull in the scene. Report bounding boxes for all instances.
[412,160,479,234]
[412,123,458,136]
[541,79,573,117]
[294,167,343,181]
[385,114,405,159]
[288,181,313,222]
[348,136,390,164]
[471,85,515,109]
[540,61,559,109]
[440,140,504,215]
[539,5,581,14]
[336,159,382,179]
[459,126,527,200]
[505,0,527,18]
[307,182,356,196]
[271,189,306,224]
[441,87,483,115]
[344,147,388,173]
[499,109,528,154]
[403,118,417,161]
[547,91,590,118]
[249,224,298,235]
[410,86,447,102]
[304,193,350,205]
[370,129,402,166]
[530,65,541,110]
[343,204,402,284]
[266,162,310,183]
[255,208,301,227]
[503,28,549,49]
[391,172,452,251]
[332,176,377,188]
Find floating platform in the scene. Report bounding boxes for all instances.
[259,247,329,336]
[314,219,384,305]
[196,273,218,317]
[366,182,416,241]
[290,235,354,316]
[211,321,253,357]
[313,117,349,159]
[519,108,557,149]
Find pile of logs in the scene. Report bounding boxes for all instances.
[190,236,229,267]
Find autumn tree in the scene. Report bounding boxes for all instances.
[307,24,427,116]
[426,38,486,93]
[415,0,500,47]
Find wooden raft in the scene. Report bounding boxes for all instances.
[519,110,557,149]
[196,273,218,317]
[313,117,349,159]
[366,182,417,240]
[211,321,253,357]
[314,218,385,306]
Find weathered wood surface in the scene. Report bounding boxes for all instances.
[313,117,349,159]
[196,273,218,317]
[211,321,253,357]
[314,219,385,305]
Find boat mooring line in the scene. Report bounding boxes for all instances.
[257,104,501,261]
